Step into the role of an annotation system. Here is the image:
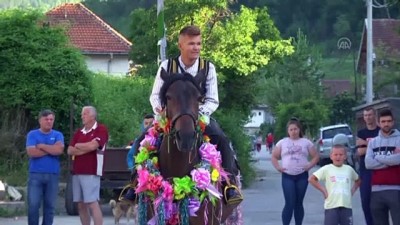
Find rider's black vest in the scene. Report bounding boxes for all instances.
[166,56,210,96]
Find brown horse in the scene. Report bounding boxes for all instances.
[139,68,241,225]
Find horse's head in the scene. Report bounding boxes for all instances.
[159,68,206,152]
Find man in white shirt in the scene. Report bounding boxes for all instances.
[149,25,242,205]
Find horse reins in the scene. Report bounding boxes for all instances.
[165,108,202,163]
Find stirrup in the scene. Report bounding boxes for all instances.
[223,184,243,205]
[118,181,138,203]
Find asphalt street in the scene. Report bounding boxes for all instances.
[0,145,366,225]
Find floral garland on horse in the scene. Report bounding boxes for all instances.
[134,115,229,225]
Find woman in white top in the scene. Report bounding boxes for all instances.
[271,118,320,225]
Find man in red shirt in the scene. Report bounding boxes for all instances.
[67,106,109,225]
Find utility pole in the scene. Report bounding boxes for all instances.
[157,0,167,65]
[366,0,373,103]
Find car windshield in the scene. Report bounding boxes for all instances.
[322,127,352,139]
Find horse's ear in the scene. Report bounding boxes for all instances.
[194,69,206,86]
[160,67,169,81]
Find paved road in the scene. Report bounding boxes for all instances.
[0,146,366,225]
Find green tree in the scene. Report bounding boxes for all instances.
[0,9,92,184]
[91,74,153,146]
[263,31,325,113]
[274,100,329,140]
[83,0,154,37]
[329,92,357,125]
[0,9,92,132]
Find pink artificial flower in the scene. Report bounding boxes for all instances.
[140,134,157,149]
[147,175,163,194]
[191,168,211,190]
[199,143,222,165]
[136,168,150,193]
[162,181,174,202]
[147,127,158,137]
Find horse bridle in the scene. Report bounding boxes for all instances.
[166,109,202,161]
[170,111,197,131]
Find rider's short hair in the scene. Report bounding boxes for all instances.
[179,25,201,36]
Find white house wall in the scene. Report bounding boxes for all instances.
[85,54,130,75]
[244,109,275,128]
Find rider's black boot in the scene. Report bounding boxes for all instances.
[205,119,243,205]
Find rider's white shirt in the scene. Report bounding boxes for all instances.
[149,56,219,116]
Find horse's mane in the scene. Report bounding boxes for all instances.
[159,72,202,107]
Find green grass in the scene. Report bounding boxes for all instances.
[320,56,357,80]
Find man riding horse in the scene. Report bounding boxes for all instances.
[149,25,242,205]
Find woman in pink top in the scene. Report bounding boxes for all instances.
[271,118,320,225]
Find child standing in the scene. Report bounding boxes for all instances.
[309,144,361,225]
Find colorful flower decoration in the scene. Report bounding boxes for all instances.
[134,114,226,225]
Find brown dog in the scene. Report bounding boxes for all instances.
[109,199,138,225]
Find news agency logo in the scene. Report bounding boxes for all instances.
[337,37,352,50]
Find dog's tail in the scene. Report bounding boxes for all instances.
[109,199,117,208]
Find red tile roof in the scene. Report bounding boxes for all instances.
[357,19,400,73]
[322,79,352,97]
[46,3,132,54]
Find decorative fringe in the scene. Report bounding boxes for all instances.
[138,193,147,225]
[179,197,190,225]
[203,199,209,225]
[157,200,166,225]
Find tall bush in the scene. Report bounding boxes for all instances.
[90,74,153,146]
[0,9,92,184]
[214,109,255,187]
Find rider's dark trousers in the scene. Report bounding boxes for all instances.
[205,119,239,177]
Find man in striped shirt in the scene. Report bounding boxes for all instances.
[150,25,242,205]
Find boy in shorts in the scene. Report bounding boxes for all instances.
[309,144,361,225]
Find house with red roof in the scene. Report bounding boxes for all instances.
[321,79,353,98]
[356,19,400,98]
[357,19,400,73]
[46,3,132,75]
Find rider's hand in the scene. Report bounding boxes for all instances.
[156,107,163,113]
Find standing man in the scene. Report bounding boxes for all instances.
[68,106,109,225]
[26,109,64,225]
[121,114,155,202]
[126,114,154,171]
[356,107,380,225]
[365,109,400,225]
[149,25,242,204]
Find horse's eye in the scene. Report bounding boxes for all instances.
[166,95,172,101]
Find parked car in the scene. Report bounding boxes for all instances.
[315,124,356,167]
